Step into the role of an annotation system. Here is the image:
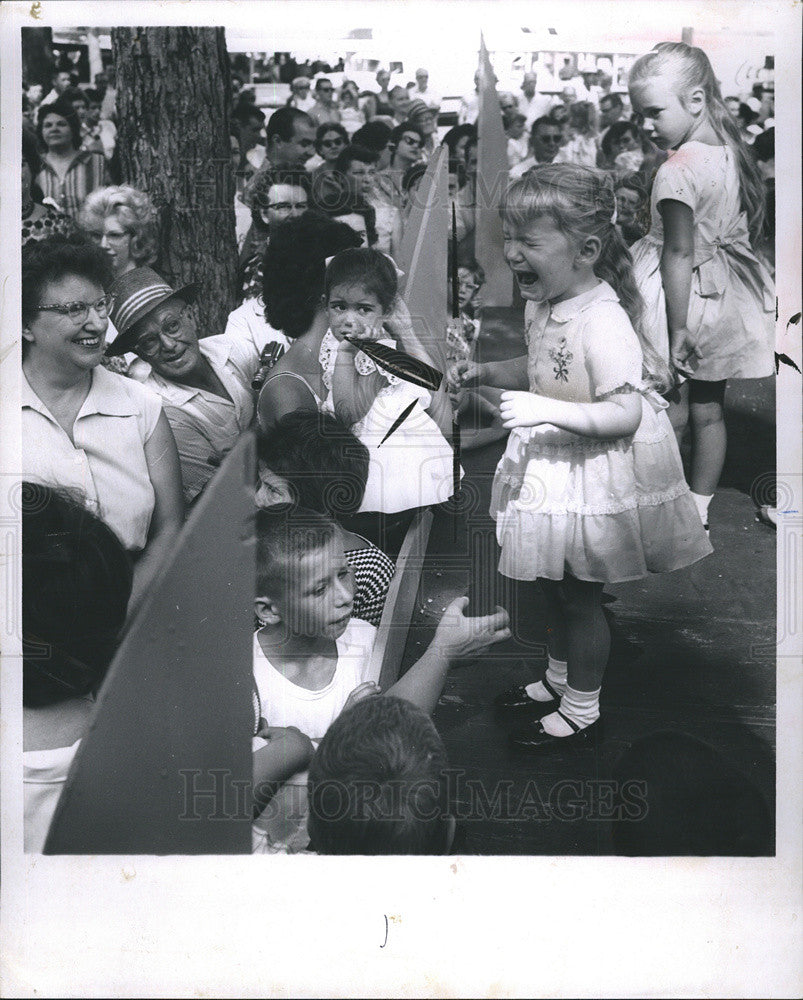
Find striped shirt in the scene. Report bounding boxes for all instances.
[35,149,108,219]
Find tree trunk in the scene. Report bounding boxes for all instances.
[111,27,237,337]
[21,27,54,91]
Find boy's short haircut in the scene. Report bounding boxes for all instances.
[256,506,339,599]
[266,106,312,144]
[308,695,451,854]
[257,411,369,516]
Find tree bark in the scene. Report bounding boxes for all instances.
[111,27,237,337]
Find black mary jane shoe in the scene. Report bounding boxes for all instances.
[494,676,561,713]
[508,712,603,753]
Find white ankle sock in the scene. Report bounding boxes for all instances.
[690,491,714,527]
[525,656,567,702]
[540,685,601,736]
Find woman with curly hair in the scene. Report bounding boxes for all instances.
[35,98,108,219]
[78,185,159,279]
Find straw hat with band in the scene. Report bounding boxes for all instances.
[106,266,196,357]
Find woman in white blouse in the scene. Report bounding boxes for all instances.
[21,235,184,616]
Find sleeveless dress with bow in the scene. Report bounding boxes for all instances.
[631,141,774,380]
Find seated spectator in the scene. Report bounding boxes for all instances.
[23,484,133,852]
[352,120,393,170]
[333,144,401,256]
[387,85,412,125]
[442,123,476,163]
[108,266,285,507]
[22,130,76,247]
[251,507,509,853]
[62,87,104,156]
[286,75,316,113]
[239,167,311,300]
[405,99,438,158]
[308,696,455,854]
[256,411,396,627]
[305,122,348,175]
[509,117,564,178]
[504,111,529,168]
[600,120,645,178]
[610,731,773,855]
[35,98,108,219]
[407,67,441,115]
[614,175,648,246]
[22,237,183,614]
[375,122,426,205]
[339,79,365,136]
[79,185,159,280]
[232,103,267,185]
[312,174,378,248]
[308,78,341,128]
[554,101,598,167]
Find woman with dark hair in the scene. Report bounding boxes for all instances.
[256,212,363,430]
[442,123,476,162]
[35,98,108,219]
[21,236,184,615]
[22,483,133,852]
[22,129,76,247]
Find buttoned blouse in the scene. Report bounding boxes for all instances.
[22,365,163,551]
[35,149,107,219]
[524,280,643,405]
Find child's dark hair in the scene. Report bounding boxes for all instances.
[611,730,773,855]
[261,211,362,338]
[255,506,340,600]
[308,695,452,854]
[23,483,133,707]
[503,165,673,392]
[629,41,766,245]
[257,411,369,516]
[324,247,398,313]
[601,120,640,160]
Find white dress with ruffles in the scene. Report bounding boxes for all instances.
[631,141,774,381]
[490,282,713,583]
[319,331,457,514]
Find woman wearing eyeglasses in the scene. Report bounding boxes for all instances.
[21,236,184,618]
[78,185,159,280]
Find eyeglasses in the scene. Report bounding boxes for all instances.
[401,135,423,148]
[134,306,190,357]
[317,86,334,93]
[36,294,114,325]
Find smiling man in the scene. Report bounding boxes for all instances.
[107,267,288,505]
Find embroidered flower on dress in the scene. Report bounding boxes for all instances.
[548,337,573,382]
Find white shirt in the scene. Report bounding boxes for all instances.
[24,740,81,853]
[408,84,442,111]
[519,91,552,126]
[22,365,162,551]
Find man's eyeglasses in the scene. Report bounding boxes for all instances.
[134,306,190,358]
[35,295,114,326]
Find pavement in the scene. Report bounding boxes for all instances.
[399,306,777,855]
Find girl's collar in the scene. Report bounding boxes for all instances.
[542,280,619,323]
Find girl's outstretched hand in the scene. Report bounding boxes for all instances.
[500,390,552,428]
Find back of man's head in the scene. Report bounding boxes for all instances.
[308,696,452,854]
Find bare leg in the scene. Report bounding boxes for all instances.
[560,575,610,692]
[539,578,568,662]
[688,379,727,495]
[667,380,690,449]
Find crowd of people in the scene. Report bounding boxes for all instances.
[21,41,775,856]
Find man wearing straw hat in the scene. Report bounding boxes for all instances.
[107,267,288,505]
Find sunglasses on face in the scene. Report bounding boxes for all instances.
[401,135,423,148]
